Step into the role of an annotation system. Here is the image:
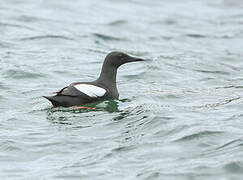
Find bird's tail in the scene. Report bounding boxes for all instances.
[43,96,59,107]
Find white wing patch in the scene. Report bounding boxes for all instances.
[74,84,106,97]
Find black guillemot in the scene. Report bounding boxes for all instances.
[44,51,144,107]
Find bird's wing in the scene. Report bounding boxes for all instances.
[57,83,107,98]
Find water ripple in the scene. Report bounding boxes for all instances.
[192,97,241,109]
[108,20,127,26]
[0,22,35,31]
[186,33,207,38]
[194,69,230,75]
[223,162,243,174]
[174,131,224,142]
[4,69,45,79]
[20,35,74,41]
[1,0,243,179]
[92,33,127,41]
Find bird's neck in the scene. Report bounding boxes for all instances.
[97,65,118,88]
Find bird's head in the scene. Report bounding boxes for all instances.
[104,51,144,68]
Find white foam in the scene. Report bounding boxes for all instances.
[74,84,106,97]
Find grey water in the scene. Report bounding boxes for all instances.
[1,0,243,179]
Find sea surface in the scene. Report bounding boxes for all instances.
[1,0,243,179]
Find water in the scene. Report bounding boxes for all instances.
[1,0,243,179]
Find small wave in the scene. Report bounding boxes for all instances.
[86,48,107,54]
[111,145,135,153]
[0,22,34,31]
[92,33,127,41]
[174,131,224,142]
[108,20,127,26]
[223,162,243,174]
[186,33,207,38]
[0,140,22,151]
[0,41,15,48]
[122,72,145,79]
[202,139,243,158]
[48,106,96,114]
[186,33,236,39]
[194,69,230,75]
[20,35,74,41]
[215,85,243,89]
[215,139,243,151]
[216,34,234,39]
[4,69,45,79]
[192,97,240,109]
[112,104,148,123]
[0,82,8,90]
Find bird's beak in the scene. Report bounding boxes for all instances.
[126,56,145,62]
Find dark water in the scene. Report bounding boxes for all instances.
[1,0,243,179]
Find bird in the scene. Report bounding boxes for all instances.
[44,51,144,107]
